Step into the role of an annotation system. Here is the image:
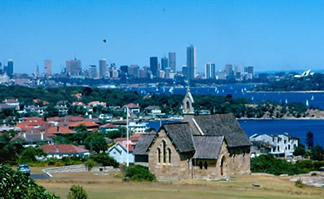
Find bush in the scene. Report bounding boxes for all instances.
[0,165,59,199]
[67,184,88,199]
[295,179,303,188]
[84,159,98,171]
[90,153,119,167]
[123,165,156,182]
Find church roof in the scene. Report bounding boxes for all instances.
[193,136,224,159]
[162,123,195,153]
[134,133,156,155]
[192,113,251,148]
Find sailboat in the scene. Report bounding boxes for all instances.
[251,96,254,101]
[285,99,288,104]
[306,99,309,107]
[311,95,314,101]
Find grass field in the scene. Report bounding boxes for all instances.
[36,171,324,199]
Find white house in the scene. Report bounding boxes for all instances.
[39,144,90,159]
[250,133,299,157]
[107,142,134,164]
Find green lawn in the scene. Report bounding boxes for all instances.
[37,172,324,199]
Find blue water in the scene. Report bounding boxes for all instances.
[147,120,324,147]
[127,84,324,109]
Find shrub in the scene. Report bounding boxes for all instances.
[84,159,98,171]
[0,165,59,199]
[90,153,119,167]
[123,165,156,182]
[295,179,303,188]
[67,184,88,199]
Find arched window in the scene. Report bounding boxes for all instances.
[199,162,203,169]
[168,148,171,163]
[288,145,290,150]
[204,162,208,169]
[162,140,167,163]
[157,148,161,163]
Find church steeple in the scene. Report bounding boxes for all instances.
[182,86,194,114]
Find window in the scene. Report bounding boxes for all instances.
[168,148,171,163]
[199,162,203,169]
[204,162,208,169]
[162,140,166,163]
[157,148,161,163]
[288,145,290,150]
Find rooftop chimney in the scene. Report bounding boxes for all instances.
[55,146,59,153]
[41,132,44,140]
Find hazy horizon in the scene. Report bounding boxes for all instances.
[1,0,324,74]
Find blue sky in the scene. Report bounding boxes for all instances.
[1,0,324,73]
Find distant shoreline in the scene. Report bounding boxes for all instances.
[248,90,324,93]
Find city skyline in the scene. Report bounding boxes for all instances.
[1,1,324,73]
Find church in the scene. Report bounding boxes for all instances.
[134,88,251,181]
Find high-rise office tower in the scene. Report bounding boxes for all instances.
[186,45,196,80]
[168,52,176,72]
[224,64,233,78]
[0,62,2,74]
[234,65,241,78]
[66,58,81,76]
[182,65,188,79]
[161,57,168,70]
[99,59,107,78]
[244,66,254,75]
[88,65,97,78]
[6,59,14,77]
[150,57,159,77]
[128,65,140,78]
[120,65,128,74]
[205,63,216,79]
[44,60,52,76]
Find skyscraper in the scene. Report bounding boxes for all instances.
[66,58,81,76]
[205,63,216,79]
[168,52,176,72]
[186,45,196,80]
[44,60,52,76]
[150,57,159,77]
[88,65,97,78]
[99,59,107,78]
[161,57,168,70]
[224,64,234,78]
[5,59,14,77]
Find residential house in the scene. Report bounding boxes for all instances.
[11,132,53,147]
[123,103,140,114]
[100,123,119,133]
[45,126,76,137]
[23,105,46,116]
[39,144,90,159]
[108,142,134,164]
[69,121,99,132]
[249,133,299,157]
[3,98,20,110]
[144,105,165,118]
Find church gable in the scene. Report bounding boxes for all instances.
[182,88,195,114]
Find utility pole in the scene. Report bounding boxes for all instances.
[126,107,129,167]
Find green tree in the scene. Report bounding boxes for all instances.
[67,185,88,199]
[84,133,108,153]
[20,147,46,163]
[306,131,314,149]
[0,166,59,199]
[311,145,324,161]
[84,159,98,171]
[90,153,118,167]
[293,144,306,156]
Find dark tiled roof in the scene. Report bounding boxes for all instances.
[12,133,52,143]
[193,136,224,160]
[192,113,251,148]
[134,133,156,155]
[163,123,195,153]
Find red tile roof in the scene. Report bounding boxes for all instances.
[46,126,76,136]
[39,144,89,154]
[123,103,139,109]
[69,121,99,128]
[100,123,118,128]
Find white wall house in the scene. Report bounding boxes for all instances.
[108,142,134,164]
[250,133,299,157]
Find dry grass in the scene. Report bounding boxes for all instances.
[37,172,324,199]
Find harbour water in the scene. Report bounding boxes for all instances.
[147,120,324,147]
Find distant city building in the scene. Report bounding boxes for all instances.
[128,65,140,78]
[182,65,188,78]
[44,60,52,76]
[0,62,2,74]
[36,65,40,77]
[88,65,97,78]
[5,59,14,77]
[205,63,216,79]
[150,57,159,77]
[139,67,151,79]
[168,52,176,72]
[224,64,234,79]
[186,45,196,80]
[120,65,128,75]
[99,59,107,78]
[244,66,254,80]
[161,57,168,70]
[234,65,241,79]
[66,58,81,76]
